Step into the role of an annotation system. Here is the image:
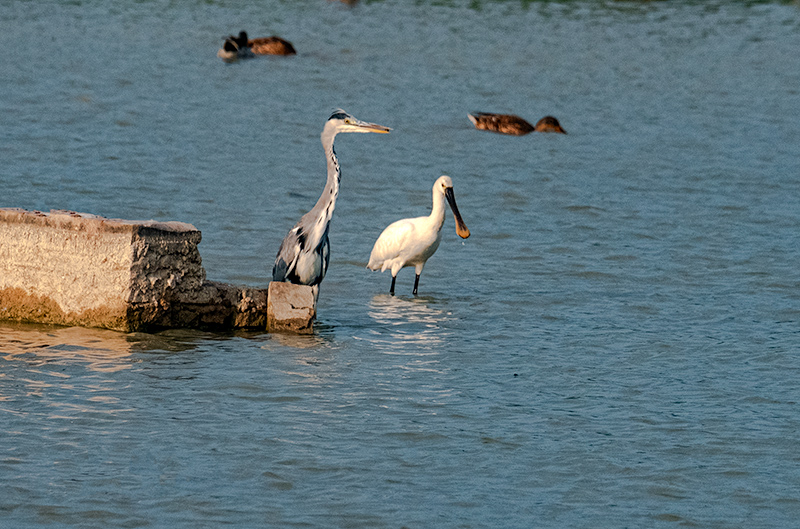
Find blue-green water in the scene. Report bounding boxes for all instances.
[2,1,800,527]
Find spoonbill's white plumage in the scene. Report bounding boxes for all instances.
[272,110,390,299]
[367,175,470,296]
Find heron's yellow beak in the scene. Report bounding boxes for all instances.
[363,123,391,134]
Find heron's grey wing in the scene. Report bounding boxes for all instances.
[272,225,303,281]
[318,226,330,285]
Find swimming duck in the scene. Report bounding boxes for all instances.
[467,112,567,135]
[217,31,254,61]
[248,34,296,56]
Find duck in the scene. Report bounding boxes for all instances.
[217,31,254,61]
[467,112,566,135]
[248,34,297,56]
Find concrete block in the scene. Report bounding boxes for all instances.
[0,208,273,332]
[267,281,316,334]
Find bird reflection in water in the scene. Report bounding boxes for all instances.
[364,294,454,354]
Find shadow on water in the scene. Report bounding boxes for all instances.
[0,320,341,375]
[1,322,143,373]
[262,330,332,350]
[0,321,256,372]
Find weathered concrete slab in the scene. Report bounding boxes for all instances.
[267,282,316,334]
[0,208,286,332]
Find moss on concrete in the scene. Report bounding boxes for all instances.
[0,286,130,331]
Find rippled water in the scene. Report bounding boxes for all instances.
[2,1,800,527]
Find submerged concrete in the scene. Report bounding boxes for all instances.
[0,208,315,333]
[267,282,316,334]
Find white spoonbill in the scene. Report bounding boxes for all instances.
[367,175,470,296]
[272,110,390,299]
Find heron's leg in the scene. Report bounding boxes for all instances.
[412,274,420,296]
[389,275,396,296]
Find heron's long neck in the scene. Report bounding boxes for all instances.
[429,189,446,231]
[308,129,340,239]
[323,131,340,212]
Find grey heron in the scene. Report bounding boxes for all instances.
[272,110,390,297]
[467,113,566,135]
[367,175,470,296]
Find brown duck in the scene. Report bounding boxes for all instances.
[219,31,296,59]
[467,112,566,135]
[247,32,296,56]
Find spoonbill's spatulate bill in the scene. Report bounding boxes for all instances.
[272,110,391,298]
[367,175,470,296]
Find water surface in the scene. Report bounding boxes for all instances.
[2,1,800,527]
